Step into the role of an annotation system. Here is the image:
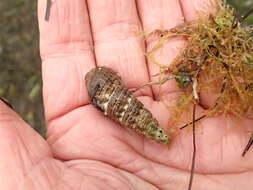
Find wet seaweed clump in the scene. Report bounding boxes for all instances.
[146,1,253,122]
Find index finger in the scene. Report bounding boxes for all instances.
[38,0,95,121]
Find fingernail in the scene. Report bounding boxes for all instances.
[0,97,13,109]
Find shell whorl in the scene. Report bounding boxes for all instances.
[85,67,169,144]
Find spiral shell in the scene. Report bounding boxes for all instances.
[85,67,169,144]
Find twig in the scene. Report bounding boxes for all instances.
[242,133,253,157]
[188,104,197,190]
[233,7,253,28]
[240,7,253,23]
[45,0,52,21]
[132,74,181,93]
[180,115,206,129]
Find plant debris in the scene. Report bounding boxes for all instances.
[145,1,253,122]
[45,0,52,21]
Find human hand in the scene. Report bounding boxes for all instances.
[1,0,253,189]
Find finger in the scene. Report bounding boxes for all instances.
[180,0,218,108]
[136,0,186,99]
[87,0,152,96]
[38,0,95,121]
[180,0,217,21]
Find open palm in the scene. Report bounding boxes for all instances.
[1,0,253,189]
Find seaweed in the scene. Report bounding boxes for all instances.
[145,1,253,124]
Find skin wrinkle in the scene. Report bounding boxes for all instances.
[20,158,60,189]
[120,39,145,89]
[220,126,226,170]
[21,157,57,179]
[36,161,113,190]
[68,159,158,189]
[38,162,56,189]
[117,156,145,175]
[87,2,141,43]
[88,1,139,29]
[139,167,183,189]
[17,134,35,177]
[96,138,146,168]
[111,170,137,190]
[117,165,159,190]
[44,100,77,124]
[86,136,181,187]
[92,22,141,43]
[203,171,253,189]
[28,162,78,189]
[6,123,50,179]
[74,167,133,189]
[143,135,169,159]
[56,180,74,190]
[132,172,160,190]
[0,114,19,123]
[55,0,60,45]
[146,160,165,185]
[45,41,92,49]
[73,59,86,103]
[134,0,144,29]
[202,174,227,188]
[114,170,140,190]
[49,161,74,188]
[178,0,187,22]
[72,174,83,190]
[40,41,94,62]
[55,1,76,42]
[45,88,90,124]
[110,134,171,170]
[137,161,177,187]
[136,0,185,30]
[47,106,101,144]
[174,131,190,172]
[72,169,130,190]
[83,0,97,67]
[57,164,89,190]
[52,167,87,190]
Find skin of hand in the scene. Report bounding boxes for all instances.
[1,0,253,189]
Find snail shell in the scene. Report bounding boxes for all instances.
[85,67,169,144]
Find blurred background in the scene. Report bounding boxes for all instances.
[0,0,252,136]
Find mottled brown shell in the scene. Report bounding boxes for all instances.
[85,67,169,144]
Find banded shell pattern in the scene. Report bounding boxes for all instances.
[85,67,169,144]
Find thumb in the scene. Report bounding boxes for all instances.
[0,100,144,190]
[0,100,61,189]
